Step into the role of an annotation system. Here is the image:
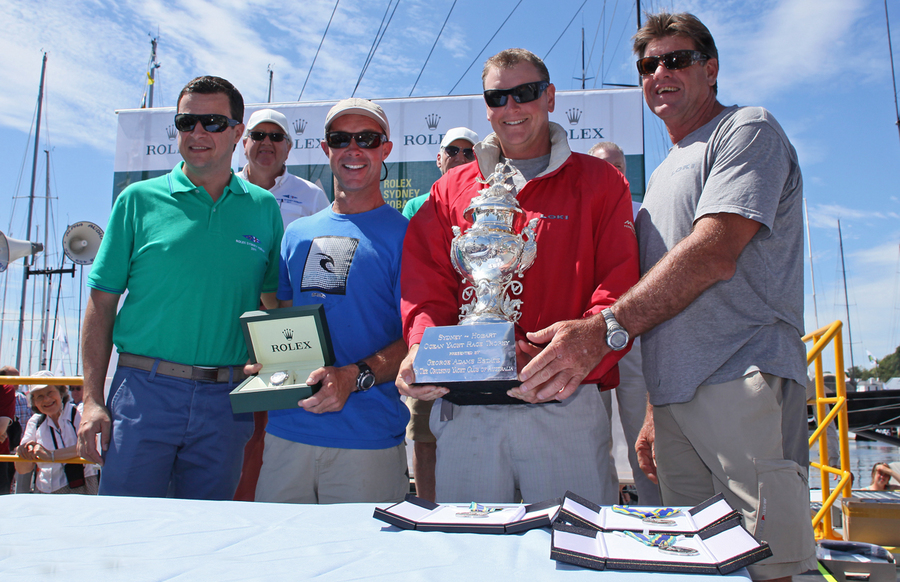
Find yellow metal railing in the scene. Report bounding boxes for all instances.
[0,374,91,465]
[803,321,852,540]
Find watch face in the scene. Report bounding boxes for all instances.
[608,329,629,351]
[359,373,375,390]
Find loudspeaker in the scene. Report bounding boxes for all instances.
[0,231,44,272]
[62,222,104,265]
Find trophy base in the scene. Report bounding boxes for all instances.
[413,322,520,404]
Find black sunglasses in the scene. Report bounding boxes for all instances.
[636,50,710,76]
[324,131,387,149]
[174,113,240,133]
[249,131,287,143]
[443,145,475,160]
[483,81,550,108]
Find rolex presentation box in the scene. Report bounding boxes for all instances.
[556,491,741,535]
[550,520,772,575]
[229,305,335,414]
[373,496,561,534]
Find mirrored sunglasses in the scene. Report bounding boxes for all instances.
[249,131,287,142]
[483,81,550,108]
[636,50,710,76]
[324,131,386,149]
[173,113,240,133]
[443,145,475,160]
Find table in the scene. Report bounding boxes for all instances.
[0,495,750,581]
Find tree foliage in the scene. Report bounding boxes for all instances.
[849,345,900,381]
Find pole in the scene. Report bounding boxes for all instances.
[838,220,856,377]
[148,36,159,108]
[16,52,47,372]
[804,199,819,329]
[40,149,51,369]
[267,65,274,103]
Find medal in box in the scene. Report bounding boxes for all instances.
[229,305,335,414]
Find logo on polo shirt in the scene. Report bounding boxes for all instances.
[300,236,359,295]
[243,235,261,244]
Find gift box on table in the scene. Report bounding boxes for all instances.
[550,519,772,575]
[374,496,561,534]
[555,490,740,535]
[229,305,335,414]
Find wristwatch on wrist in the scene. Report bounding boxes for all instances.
[601,307,629,351]
[355,361,376,392]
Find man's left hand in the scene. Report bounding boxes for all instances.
[299,365,357,414]
[514,316,608,402]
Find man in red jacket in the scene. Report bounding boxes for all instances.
[397,48,639,503]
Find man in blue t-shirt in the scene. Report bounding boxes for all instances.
[251,98,410,504]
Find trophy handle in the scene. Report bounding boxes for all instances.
[516,217,540,277]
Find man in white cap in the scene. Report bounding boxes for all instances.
[251,98,409,504]
[239,108,330,229]
[401,127,478,220]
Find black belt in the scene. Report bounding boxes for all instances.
[118,353,248,383]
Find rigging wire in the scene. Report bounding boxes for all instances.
[353,0,402,97]
[543,0,589,61]
[408,0,458,97]
[447,0,523,95]
[586,0,607,88]
[885,0,900,148]
[299,0,341,101]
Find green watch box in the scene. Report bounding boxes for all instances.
[229,304,335,414]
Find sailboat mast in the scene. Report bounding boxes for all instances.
[15,53,47,371]
[884,0,900,147]
[267,65,274,103]
[804,200,819,329]
[838,220,856,377]
[40,149,51,369]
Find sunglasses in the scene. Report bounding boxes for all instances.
[636,50,710,76]
[324,131,387,149]
[483,81,550,108]
[174,113,240,133]
[249,131,287,143]
[443,145,475,160]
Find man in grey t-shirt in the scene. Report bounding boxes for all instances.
[518,13,814,582]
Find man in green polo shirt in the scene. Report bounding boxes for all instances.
[76,76,283,500]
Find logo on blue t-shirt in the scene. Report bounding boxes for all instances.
[300,236,359,295]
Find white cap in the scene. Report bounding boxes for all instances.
[245,109,290,135]
[440,127,478,148]
[324,98,390,140]
[25,370,56,406]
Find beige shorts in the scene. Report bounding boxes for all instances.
[405,397,436,443]
[653,372,816,580]
[255,434,408,504]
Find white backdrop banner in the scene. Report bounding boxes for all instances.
[113,88,644,208]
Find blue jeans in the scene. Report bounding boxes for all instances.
[99,364,253,500]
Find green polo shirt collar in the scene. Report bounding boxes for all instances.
[166,161,249,200]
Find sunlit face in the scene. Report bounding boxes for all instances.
[31,386,63,417]
[242,121,290,175]
[177,92,244,177]
[437,139,476,175]
[640,35,718,134]
[591,148,626,175]
[483,62,555,160]
[321,114,392,197]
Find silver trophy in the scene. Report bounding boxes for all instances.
[414,161,539,397]
[451,162,539,324]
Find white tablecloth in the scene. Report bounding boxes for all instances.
[0,495,750,581]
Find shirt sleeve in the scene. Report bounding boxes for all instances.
[695,117,792,237]
[262,202,285,294]
[87,189,135,294]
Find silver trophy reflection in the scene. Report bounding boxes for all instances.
[414,161,539,396]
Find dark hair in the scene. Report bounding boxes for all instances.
[0,365,18,376]
[633,12,718,93]
[177,76,244,121]
[482,48,550,87]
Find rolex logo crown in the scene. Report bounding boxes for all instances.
[425,113,440,130]
[293,119,307,135]
[166,125,177,140]
[565,108,582,125]
[283,328,293,340]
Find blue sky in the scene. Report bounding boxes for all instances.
[1,0,899,376]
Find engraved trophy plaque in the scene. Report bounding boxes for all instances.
[413,161,539,397]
